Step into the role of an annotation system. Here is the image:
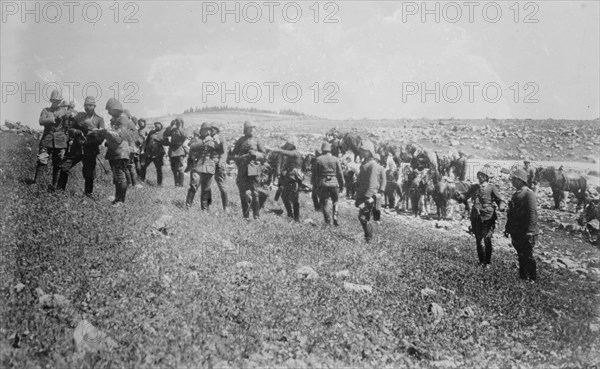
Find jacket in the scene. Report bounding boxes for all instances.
[506,186,539,236]
[188,136,218,174]
[104,115,130,160]
[463,182,506,221]
[231,135,266,178]
[355,159,386,201]
[314,153,344,188]
[39,106,70,148]
[145,128,166,158]
[70,111,105,155]
[164,126,187,157]
[212,133,228,167]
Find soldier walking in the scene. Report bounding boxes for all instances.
[101,99,131,206]
[33,89,71,189]
[355,141,386,242]
[186,123,218,210]
[458,166,506,268]
[56,96,105,196]
[163,118,187,187]
[505,168,539,282]
[209,123,229,211]
[231,121,266,220]
[140,122,165,186]
[270,139,305,222]
[313,142,345,226]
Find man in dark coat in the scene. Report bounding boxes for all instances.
[231,121,266,220]
[314,142,345,226]
[186,122,218,210]
[209,123,229,211]
[163,118,187,187]
[140,122,166,186]
[355,140,386,242]
[505,168,539,281]
[458,165,506,268]
[270,139,305,222]
[101,99,131,206]
[57,96,105,196]
[523,159,537,191]
[34,89,71,188]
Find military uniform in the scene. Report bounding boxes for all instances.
[355,141,386,242]
[34,98,71,187]
[310,152,321,211]
[384,169,402,209]
[211,125,229,210]
[272,143,305,222]
[186,127,218,210]
[461,170,506,266]
[104,109,131,205]
[314,143,344,225]
[164,120,187,187]
[231,123,265,219]
[140,124,165,185]
[506,169,539,281]
[57,104,105,195]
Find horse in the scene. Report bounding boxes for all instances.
[409,146,439,172]
[339,133,363,161]
[451,180,472,219]
[437,152,468,181]
[535,166,587,212]
[406,169,423,217]
[429,169,454,220]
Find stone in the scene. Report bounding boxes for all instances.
[73,320,118,352]
[343,282,372,293]
[39,294,70,308]
[557,258,578,269]
[420,288,437,298]
[296,266,318,280]
[333,270,350,278]
[14,283,25,293]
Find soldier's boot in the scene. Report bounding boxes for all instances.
[50,165,61,190]
[84,179,93,196]
[332,204,339,226]
[518,256,527,280]
[528,259,537,281]
[283,200,294,219]
[57,171,68,190]
[220,191,228,210]
[186,188,196,208]
[476,240,485,264]
[322,205,331,225]
[119,182,128,203]
[156,168,163,186]
[33,164,46,184]
[129,167,137,186]
[293,202,300,222]
[364,222,373,243]
[200,190,210,211]
[484,238,493,265]
[252,196,260,220]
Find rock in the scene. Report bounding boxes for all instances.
[39,294,70,308]
[236,261,253,269]
[557,258,578,269]
[590,323,600,333]
[73,320,118,352]
[431,359,459,368]
[428,302,445,320]
[461,306,476,318]
[34,287,45,297]
[333,270,350,278]
[151,215,173,235]
[14,283,25,293]
[343,282,372,293]
[296,266,318,280]
[420,288,437,298]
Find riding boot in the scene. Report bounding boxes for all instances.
[120,182,128,203]
[84,179,94,196]
[476,240,485,264]
[252,195,260,220]
[221,191,228,210]
[156,168,163,186]
[332,204,339,226]
[518,255,528,280]
[51,165,61,189]
[57,171,68,190]
[283,200,294,219]
[33,164,46,184]
[484,238,493,265]
[186,188,196,208]
[364,222,373,242]
[293,202,300,222]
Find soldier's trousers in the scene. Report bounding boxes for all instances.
[215,164,228,209]
[140,156,163,185]
[170,156,185,187]
[311,186,321,211]
[125,153,139,186]
[471,211,496,265]
[237,177,260,219]
[187,172,214,210]
[57,153,97,194]
[109,159,129,203]
[281,181,300,222]
[318,186,340,225]
[34,146,65,187]
[357,197,376,242]
[511,234,537,281]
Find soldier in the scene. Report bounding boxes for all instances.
[384,168,402,209]
[163,118,187,187]
[355,141,386,242]
[455,150,468,181]
[33,89,71,188]
[270,139,305,222]
[344,156,360,199]
[505,168,539,282]
[209,123,229,211]
[523,159,537,191]
[136,118,149,176]
[101,99,131,206]
[313,142,345,226]
[185,122,218,210]
[310,150,322,211]
[140,122,166,186]
[57,96,105,196]
[231,121,266,220]
[458,166,506,268]
[120,110,140,188]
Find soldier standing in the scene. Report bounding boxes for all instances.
[231,121,266,220]
[186,123,218,210]
[33,89,70,188]
[523,159,537,191]
[136,118,149,177]
[57,96,105,196]
[101,99,131,206]
[209,123,229,211]
[313,142,345,226]
[163,118,187,187]
[270,139,305,222]
[140,122,166,186]
[310,150,322,211]
[505,168,539,282]
[459,166,506,268]
[355,141,386,242]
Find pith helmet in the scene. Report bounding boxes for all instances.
[244,121,256,129]
[512,168,529,183]
[200,122,211,130]
[49,89,62,102]
[105,98,123,112]
[360,140,376,157]
[477,165,495,179]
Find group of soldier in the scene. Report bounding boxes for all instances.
[32,90,539,282]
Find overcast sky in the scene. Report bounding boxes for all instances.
[1,1,598,124]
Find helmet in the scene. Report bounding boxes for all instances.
[84,96,96,105]
[200,122,211,130]
[512,168,528,183]
[210,122,220,132]
[477,165,495,179]
[243,121,256,129]
[360,140,376,157]
[105,98,123,112]
[49,89,62,102]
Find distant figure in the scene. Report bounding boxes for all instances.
[231,121,266,220]
[102,99,131,206]
[505,168,539,282]
[355,140,386,243]
[458,166,506,268]
[34,89,71,188]
[57,96,105,196]
[313,142,345,226]
[163,118,187,187]
[209,123,229,211]
[140,122,166,186]
[185,122,217,210]
[270,139,305,222]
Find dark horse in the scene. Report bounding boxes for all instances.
[339,133,363,161]
[535,166,587,212]
[437,153,468,181]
